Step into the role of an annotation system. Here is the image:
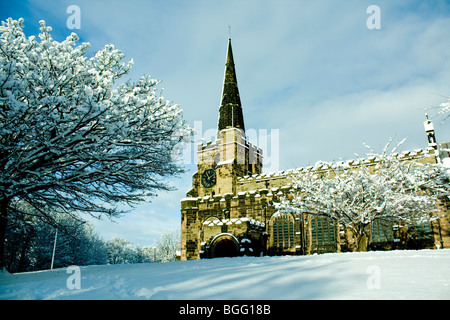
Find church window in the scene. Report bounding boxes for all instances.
[310,216,336,246]
[407,220,432,240]
[271,213,295,249]
[371,219,394,242]
[413,221,432,239]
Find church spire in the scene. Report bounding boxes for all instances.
[218,38,245,133]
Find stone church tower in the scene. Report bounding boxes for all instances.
[180,39,448,261]
[180,39,266,260]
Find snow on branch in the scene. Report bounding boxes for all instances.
[280,139,448,246]
[0,18,192,225]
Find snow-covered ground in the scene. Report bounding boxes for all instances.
[0,249,449,300]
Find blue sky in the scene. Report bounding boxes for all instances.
[2,0,450,246]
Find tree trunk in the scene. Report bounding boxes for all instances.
[356,224,369,252]
[18,237,31,273]
[0,199,9,270]
[356,233,368,251]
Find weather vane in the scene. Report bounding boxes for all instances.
[228,25,231,39]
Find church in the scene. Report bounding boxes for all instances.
[180,39,449,261]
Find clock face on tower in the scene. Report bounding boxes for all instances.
[201,168,216,188]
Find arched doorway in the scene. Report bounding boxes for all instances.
[214,238,238,257]
[210,233,239,258]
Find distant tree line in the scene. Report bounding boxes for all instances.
[4,211,181,273]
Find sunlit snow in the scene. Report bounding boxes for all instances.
[1,249,448,300]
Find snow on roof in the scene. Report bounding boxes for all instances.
[180,197,198,202]
[217,158,235,166]
[202,217,265,227]
[238,146,436,184]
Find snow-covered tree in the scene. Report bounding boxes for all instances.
[424,94,450,122]
[135,244,155,263]
[3,213,36,272]
[0,18,191,268]
[4,209,107,272]
[155,229,180,263]
[280,140,444,251]
[106,237,136,264]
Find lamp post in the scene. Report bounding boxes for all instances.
[50,228,58,270]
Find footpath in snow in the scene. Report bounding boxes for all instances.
[0,249,449,300]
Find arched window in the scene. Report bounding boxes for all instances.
[271,213,295,249]
[310,216,336,246]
